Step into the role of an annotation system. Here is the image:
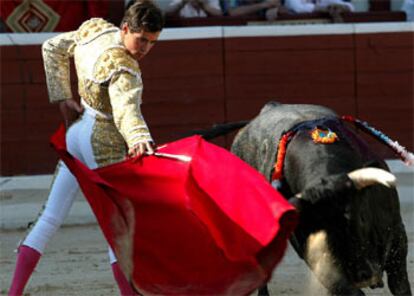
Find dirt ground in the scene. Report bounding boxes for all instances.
[0,174,413,296]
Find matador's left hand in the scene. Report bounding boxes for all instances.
[59,99,84,127]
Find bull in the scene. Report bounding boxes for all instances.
[196,102,412,296]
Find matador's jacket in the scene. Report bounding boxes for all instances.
[43,18,152,166]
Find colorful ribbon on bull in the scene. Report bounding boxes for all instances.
[272,115,414,182]
[310,128,339,144]
[341,115,414,166]
[272,131,295,181]
[271,123,339,181]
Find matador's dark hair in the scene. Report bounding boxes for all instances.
[121,0,164,33]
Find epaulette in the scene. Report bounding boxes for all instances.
[76,18,117,45]
[93,47,140,83]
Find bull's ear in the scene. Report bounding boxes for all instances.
[296,174,355,206]
[287,195,307,212]
[363,160,383,169]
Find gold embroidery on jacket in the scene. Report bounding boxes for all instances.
[109,72,153,148]
[42,18,117,103]
[75,18,117,45]
[42,31,76,103]
[94,47,140,83]
[91,119,126,167]
[79,47,140,116]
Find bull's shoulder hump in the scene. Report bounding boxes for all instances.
[258,102,336,117]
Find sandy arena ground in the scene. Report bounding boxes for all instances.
[0,169,413,296]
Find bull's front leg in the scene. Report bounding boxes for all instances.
[257,284,269,296]
[386,224,412,296]
[304,230,365,296]
[331,282,365,296]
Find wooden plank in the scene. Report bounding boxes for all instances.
[357,72,414,98]
[143,100,225,127]
[343,11,406,22]
[369,0,390,11]
[226,97,356,121]
[24,60,46,83]
[143,76,224,103]
[25,108,61,140]
[0,46,19,60]
[24,140,58,174]
[150,124,226,148]
[1,61,24,84]
[0,110,25,141]
[0,140,28,176]
[358,101,414,126]
[357,97,413,151]
[151,39,223,54]
[225,35,353,51]
[140,39,223,79]
[356,48,414,72]
[356,32,414,48]
[358,130,413,159]
[18,45,43,60]
[165,15,260,27]
[225,50,354,75]
[1,85,25,110]
[24,84,50,110]
[141,52,223,79]
[225,73,354,99]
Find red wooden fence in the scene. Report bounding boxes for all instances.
[1,24,413,175]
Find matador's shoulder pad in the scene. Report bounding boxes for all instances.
[76,18,117,45]
[93,47,140,83]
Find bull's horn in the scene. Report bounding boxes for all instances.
[295,193,303,199]
[347,168,396,189]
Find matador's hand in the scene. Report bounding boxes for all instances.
[59,99,84,127]
[128,141,155,159]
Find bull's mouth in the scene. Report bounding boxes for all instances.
[353,274,384,289]
[305,231,385,292]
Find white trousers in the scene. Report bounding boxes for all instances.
[318,0,354,10]
[23,111,117,264]
[286,0,354,13]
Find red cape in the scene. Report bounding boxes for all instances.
[50,126,297,295]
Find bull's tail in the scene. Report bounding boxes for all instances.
[184,121,249,140]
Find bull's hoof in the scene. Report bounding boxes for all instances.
[333,289,365,296]
[258,285,270,296]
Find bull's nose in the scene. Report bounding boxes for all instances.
[370,278,384,289]
[357,270,371,282]
[356,270,370,281]
[354,272,383,289]
[369,275,384,289]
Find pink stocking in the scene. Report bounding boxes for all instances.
[8,245,41,296]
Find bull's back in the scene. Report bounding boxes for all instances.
[231,102,337,179]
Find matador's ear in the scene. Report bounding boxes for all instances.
[121,22,129,34]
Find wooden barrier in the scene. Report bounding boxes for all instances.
[1,23,413,175]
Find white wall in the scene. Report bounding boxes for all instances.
[351,0,369,11]
[155,0,172,11]
[392,0,405,10]
[129,0,409,13]
[349,0,407,12]
[124,0,171,11]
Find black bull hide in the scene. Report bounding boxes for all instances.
[197,102,411,295]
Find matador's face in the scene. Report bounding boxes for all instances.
[121,23,160,61]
